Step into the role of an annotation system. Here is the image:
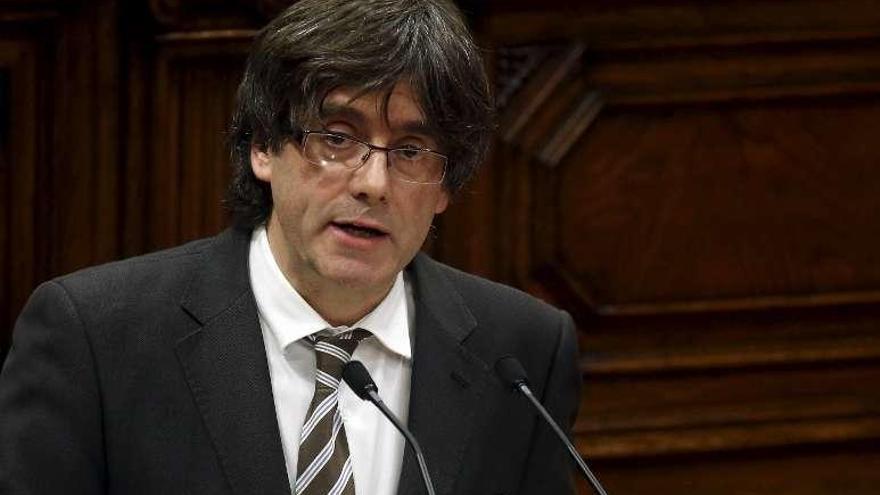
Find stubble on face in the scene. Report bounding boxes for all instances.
[252,81,449,325]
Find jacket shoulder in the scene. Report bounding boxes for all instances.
[417,255,566,323]
[418,255,571,340]
[53,235,214,299]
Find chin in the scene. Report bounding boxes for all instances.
[319,259,395,290]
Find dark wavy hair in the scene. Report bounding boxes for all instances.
[226,0,494,228]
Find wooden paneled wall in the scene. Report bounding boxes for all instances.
[475,2,880,493]
[2,1,880,493]
[1,0,122,360]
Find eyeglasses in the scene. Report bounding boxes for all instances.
[298,130,447,185]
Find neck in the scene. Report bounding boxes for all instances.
[296,277,392,327]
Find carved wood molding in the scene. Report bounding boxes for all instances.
[541,262,880,316]
[498,44,584,142]
[495,44,555,111]
[588,43,880,106]
[496,42,608,169]
[155,29,256,43]
[486,0,880,49]
[576,355,880,458]
[586,338,880,375]
[147,0,264,30]
[580,416,880,459]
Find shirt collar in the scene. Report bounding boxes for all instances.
[249,225,411,359]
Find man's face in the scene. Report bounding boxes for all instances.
[251,81,449,299]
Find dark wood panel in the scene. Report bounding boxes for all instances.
[48,0,121,273]
[148,37,249,250]
[579,361,880,457]
[176,58,241,241]
[0,70,7,342]
[586,43,880,105]
[0,0,121,357]
[0,30,48,359]
[579,304,880,374]
[481,2,880,493]
[587,443,880,495]
[487,0,880,49]
[555,98,880,309]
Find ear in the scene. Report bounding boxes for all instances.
[433,190,450,214]
[250,144,273,182]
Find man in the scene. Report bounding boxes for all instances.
[0,1,581,494]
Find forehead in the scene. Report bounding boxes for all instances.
[319,82,432,134]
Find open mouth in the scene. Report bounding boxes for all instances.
[332,221,388,239]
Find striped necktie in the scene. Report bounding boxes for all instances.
[295,329,371,495]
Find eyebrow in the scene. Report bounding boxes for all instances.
[319,102,366,127]
[319,101,440,143]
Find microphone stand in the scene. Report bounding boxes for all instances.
[514,381,608,495]
[343,361,436,495]
[362,389,436,495]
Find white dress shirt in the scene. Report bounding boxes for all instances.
[248,226,412,494]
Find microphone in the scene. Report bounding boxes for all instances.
[342,361,436,495]
[495,356,609,495]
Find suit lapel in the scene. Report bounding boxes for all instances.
[175,229,289,495]
[397,254,493,495]
[171,233,492,495]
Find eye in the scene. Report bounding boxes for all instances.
[395,146,424,161]
[319,133,355,149]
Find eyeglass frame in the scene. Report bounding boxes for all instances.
[294,129,449,185]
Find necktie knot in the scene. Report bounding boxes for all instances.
[312,329,371,389]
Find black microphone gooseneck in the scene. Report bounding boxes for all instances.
[495,356,609,495]
[342,361,436,495]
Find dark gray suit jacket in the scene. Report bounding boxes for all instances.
[0,228,580,495]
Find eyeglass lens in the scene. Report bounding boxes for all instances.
[303,133,445,184]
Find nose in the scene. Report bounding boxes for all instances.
[348,149,390,204]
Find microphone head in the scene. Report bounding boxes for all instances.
[495,355,529,390]
[342,360,378,401]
